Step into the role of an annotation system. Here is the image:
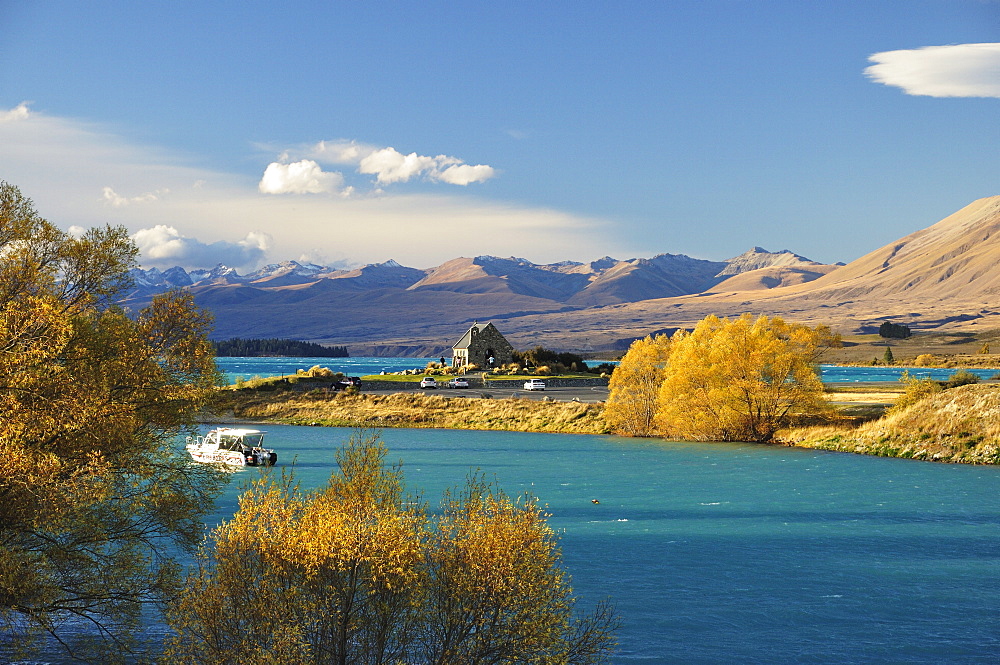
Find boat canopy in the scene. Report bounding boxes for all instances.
[214,428,266,450]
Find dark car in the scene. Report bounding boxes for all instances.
[332,376,362,391]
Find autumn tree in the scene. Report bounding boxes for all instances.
[654,314,837,442]
[603,334,671,436]
[0,182,224,662]
[165,430,618,664]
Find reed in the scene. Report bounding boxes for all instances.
[783,383,1000,463]
[224,391,610,435]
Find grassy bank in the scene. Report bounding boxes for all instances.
[223,391,609,435]
[782,383,1000,464]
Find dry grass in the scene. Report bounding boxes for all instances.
[223,391,609,435]
[782,383,1000,463]
[823,390,900,404]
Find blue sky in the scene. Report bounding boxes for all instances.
[2,1,998,270]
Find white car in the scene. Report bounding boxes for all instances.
[419,377,438,389]
[523,379,546,391]
[448,378,470,388]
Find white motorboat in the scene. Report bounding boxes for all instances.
[186,427,277,467]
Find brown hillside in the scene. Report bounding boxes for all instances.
[710,265,840,292]
[799,196,1000,301]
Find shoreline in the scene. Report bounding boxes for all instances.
[209,376,1000,466]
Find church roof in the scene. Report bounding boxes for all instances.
[452,321,496,350]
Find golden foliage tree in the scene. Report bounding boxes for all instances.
[166,430,618,664]
[0,182,224,662]
[653,314,837,442]
[603,334,671,436]
[887,370,943,415]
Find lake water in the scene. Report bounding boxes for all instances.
[214,357,999,386]
[196,426,999,664]
[216,356,441,384]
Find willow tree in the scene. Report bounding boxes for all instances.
[421,476,616,664]
[166,430,618,664]
[654,314,837,442]
[603,334,672,436]
[0,182,224,662]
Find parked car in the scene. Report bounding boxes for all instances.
[331,376,362,391]
[419,377,438,389]
[448,378,470,389]
[523,379,546,391]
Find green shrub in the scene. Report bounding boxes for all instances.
[944,370,980,389]
[888,370,942,414]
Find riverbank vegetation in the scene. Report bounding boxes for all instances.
[222,390,609,434]
[782,383,1000,464]
[165,431,617,663]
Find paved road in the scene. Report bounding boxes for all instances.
[365,385,609,403]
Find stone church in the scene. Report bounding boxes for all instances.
[451,321,515,369]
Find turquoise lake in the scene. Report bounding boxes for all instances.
[201,425,1000,664]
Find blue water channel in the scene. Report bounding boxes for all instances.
[197,426,1000,664]
[215,357,999,386]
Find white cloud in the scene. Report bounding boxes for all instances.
[132,225,271,269]
[0,101,31,123]
[0,104,624,269]
[359,147,445,184]
[258,159,348,194]
[309,140,377,164]
[865,43,1000,98]
[356,146,495,185]
[102,186,167,207]
[282,140,497,187]
[438,163,496,186]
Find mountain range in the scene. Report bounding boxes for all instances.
[123,196,1000,356]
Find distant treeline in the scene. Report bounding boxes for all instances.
[879,322,911,339]
[213,338,349,357]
